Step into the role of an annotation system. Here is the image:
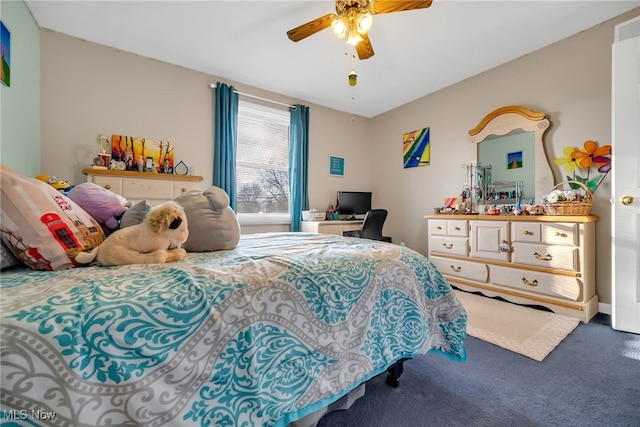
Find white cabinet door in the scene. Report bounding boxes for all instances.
[470,220,509,262]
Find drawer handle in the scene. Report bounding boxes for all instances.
[554,231,567,238]
[181,188,188,192]
[104,184,111,190]
[442,243,454,249]
[523,230,534,236]
[436,226,443,230]
[521,277,539,287]
[533,251,553,261]
[450,265,461,272]
[454,226,461,231]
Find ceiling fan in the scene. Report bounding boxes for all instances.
[286,1,433,60]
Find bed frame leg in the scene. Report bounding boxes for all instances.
[385,358,408,388]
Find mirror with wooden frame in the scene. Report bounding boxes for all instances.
[469,105,555,204]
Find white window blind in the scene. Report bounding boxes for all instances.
[236,102,290,223]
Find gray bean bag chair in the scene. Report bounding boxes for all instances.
[174,186,240,252]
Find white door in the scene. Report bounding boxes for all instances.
[612,16,640,334]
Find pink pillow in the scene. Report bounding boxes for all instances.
[0,166,105,270]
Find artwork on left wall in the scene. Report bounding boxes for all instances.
[1,21,10,87]
[111,135,174,173]
[403,128,430,168]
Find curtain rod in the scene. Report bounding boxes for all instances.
[209,83,295,109]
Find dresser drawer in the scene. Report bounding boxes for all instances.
[512,242,578,271]
[511,222,578,246]
[490,265,582,301]
[431,256,488,282]
[542,223,578,246]
[429,236,469,256]
[447,220,468,237]
[91,176,123,195]
[428,219,448,235]
[122,178,174,200]
[512,222,541,243]
[428,219,468,237]
[174,181,199,195]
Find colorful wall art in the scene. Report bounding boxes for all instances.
[403,128,430,168]
[111,135,174,173]
[1,21,10,87]
[507,151,523,169]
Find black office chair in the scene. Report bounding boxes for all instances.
[343,209,392,243]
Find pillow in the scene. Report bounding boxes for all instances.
[1,241,20,270]
[120,199,151,228]
[67,182,133,234]
[174,186,240,252]
[0,166,105,271]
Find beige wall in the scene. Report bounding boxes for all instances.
[37,8,640,307]
[39,29,374,222]
[370,8,640,308]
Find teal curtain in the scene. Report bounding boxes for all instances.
[213,82,239,210]
[289,104,310,232]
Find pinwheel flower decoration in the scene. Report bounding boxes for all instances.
[553,140,611,194]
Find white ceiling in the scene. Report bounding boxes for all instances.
[25,0,640,118]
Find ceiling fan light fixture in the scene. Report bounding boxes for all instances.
[346,26,363,46]
[355,12,373,34]
[331,17,348,39]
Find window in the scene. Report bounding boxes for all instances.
[236,102,290,223]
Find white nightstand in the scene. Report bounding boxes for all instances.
[82,168,204,205]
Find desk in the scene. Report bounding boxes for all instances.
[301,220,362,236]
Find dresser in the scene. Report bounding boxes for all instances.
[301,220,363,236]
[82,169,203,205]
[424,214,599,322]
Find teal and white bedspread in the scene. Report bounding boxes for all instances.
[1,232,466,426]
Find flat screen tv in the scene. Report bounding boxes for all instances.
[337,191,372,218]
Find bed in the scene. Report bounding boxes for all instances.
[1,232,466,426]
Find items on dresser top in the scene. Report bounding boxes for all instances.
[425,214,598,322]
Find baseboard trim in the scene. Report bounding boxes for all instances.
[599,302,612,315]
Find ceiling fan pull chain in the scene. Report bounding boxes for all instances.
[348,54,358,86]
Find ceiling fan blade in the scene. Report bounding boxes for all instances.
[287,13,335,42]
[356,34,375,60]
[370,0,433,15]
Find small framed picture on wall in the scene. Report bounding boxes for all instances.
[329,155,345,177]
[1,20,11,87]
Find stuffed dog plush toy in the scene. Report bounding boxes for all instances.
[75,201,189,266]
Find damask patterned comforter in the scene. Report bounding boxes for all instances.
[1,232,466,427]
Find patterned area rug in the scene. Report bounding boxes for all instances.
[455,290,580,361]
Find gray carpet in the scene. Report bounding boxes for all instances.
[317,314,640,426]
